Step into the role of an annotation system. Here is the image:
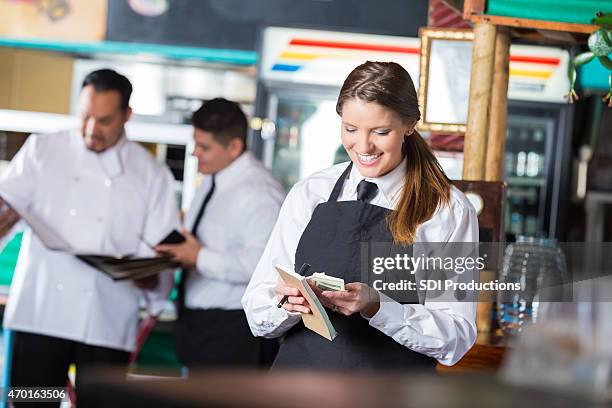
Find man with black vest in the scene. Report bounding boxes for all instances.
[157,98,284,369]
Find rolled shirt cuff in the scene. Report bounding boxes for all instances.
[362,292,416,331]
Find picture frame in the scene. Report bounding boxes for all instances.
[417,28,474,134]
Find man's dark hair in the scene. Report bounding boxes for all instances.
[81,69,133,111]
[192,98,247,148]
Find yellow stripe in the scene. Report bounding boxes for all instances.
[280,50,355,61]
[280,51,319,60]
[510,68,552,79]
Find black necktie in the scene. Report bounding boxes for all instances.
[357,179,378,203]
[177,174,216,311]
[190,175,216,234]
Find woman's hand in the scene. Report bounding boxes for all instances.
[275,278,311,314]
[314,282,381,318]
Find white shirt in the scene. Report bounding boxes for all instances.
[185,151,284,310]
[0,129,180,352]
[242,159,479,366]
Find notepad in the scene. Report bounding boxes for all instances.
[275,264,337,341]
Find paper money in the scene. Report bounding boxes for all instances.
[309,272,346,291]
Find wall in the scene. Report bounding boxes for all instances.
[106,0,429,50]
[0,0,106,41]
[0,48,73,114]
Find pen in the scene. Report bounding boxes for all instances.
[277,262,311,308]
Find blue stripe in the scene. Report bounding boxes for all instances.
[272,63,301,72]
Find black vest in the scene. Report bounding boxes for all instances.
[273,163,435,371]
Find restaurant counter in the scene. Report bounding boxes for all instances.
[79,367,609,408]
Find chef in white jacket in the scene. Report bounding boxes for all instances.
[0,69,179,390]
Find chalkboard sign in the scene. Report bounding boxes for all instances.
[106,0,428,51]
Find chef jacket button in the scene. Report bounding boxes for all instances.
[85,290,92,297]
[105,179,112,187]
[56,283,63,291]
[74,176,80,182]
[96,216,104,223]
[69,209,77,216]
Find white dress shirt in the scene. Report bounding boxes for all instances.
[184,151,284,310]
[242,159,479,366]
[0,129,179,352]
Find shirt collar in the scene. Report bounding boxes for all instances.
[213,151,253,191]
[97,132,127,179]
[75,130,127,179]
[346,157,406,206]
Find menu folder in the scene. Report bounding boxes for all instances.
[76,253,178,281]
[1,196,184,281]
[275,264,338,341]
[73,229,185,281]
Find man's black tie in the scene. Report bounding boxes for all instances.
[357,179,378,203]
[177,174,216,313]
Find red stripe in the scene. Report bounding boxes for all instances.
[510,55,560,65]
[289,38,419,54]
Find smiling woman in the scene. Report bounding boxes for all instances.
[242,61,479,370]
[335,62,452,244]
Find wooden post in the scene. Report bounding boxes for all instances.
[462,22,496,180]
[485,28,510,182]
[462,22,498,341]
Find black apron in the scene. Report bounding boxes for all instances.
[273,163,436,371]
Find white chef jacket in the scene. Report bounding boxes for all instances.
[242,159,479,366]
[0,129,180,352]
[184,151,284,310]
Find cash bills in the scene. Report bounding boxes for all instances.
[308,272,346,291]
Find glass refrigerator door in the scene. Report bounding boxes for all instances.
[263,92,342,191]
[504,115,555,239]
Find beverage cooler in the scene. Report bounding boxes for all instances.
[504,101,573,241]
[252,26,573,240]
[257,89,342,191]
[253,27,421,190]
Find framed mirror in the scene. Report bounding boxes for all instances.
[417,28,474,134]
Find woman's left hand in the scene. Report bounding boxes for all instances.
[313,282,381,318]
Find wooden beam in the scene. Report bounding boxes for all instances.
[485,28,510,182]
[462,22,497,180]
[470,14,596,34]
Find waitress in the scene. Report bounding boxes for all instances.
[242,61,478,370]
